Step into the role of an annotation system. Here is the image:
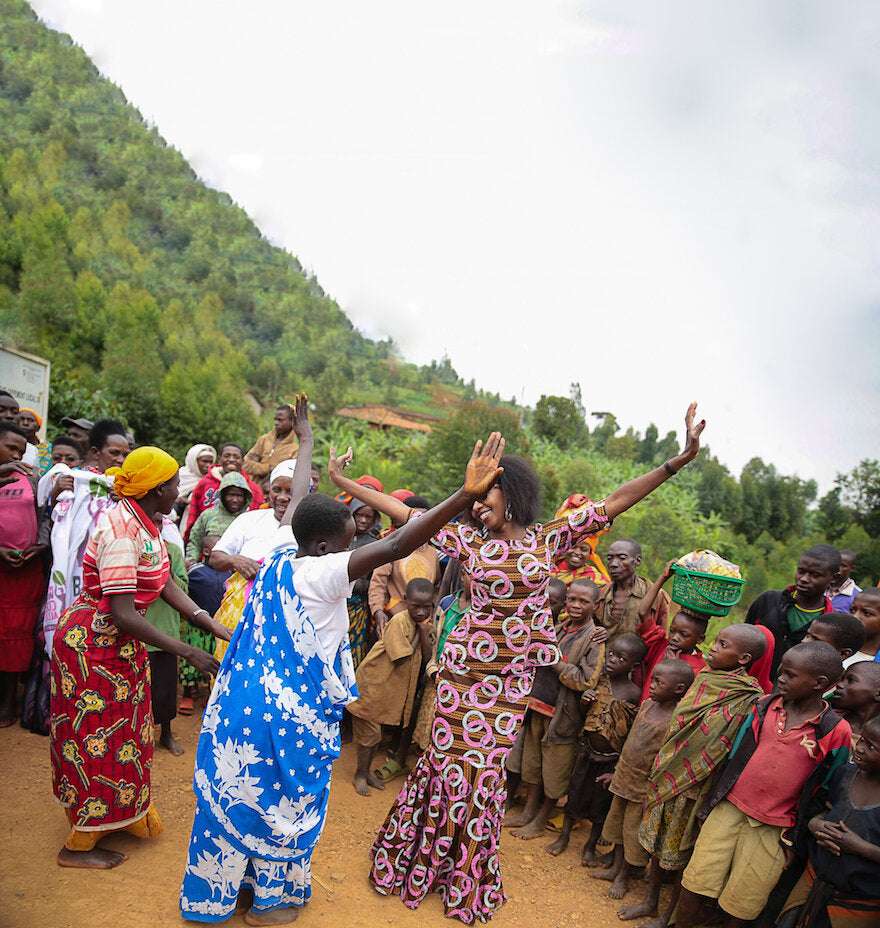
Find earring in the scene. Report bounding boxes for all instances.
[504,506,512,522]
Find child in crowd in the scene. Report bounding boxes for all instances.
[347,578,435,796]
[619,623,767,926]
[589,659,696,901]
[547,576,568,634]
[780,714,880,927]
[833,660,880,740]
[804,610,867,669]
[747,544,838,679]
[849,588,880,662]
[46,437,83,507]
[676,641,852,928]
[185,471,252,563]
[545,634,645,861]
[505,579,606,839]
[637,561,708,702]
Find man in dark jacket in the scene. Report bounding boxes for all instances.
[746,544,839,680]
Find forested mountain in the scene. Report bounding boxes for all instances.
[1,0,878,609]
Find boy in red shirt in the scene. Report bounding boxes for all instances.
[676,641,852,928]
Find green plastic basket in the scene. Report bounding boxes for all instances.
[670,563,746,617]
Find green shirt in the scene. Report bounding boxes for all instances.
[786,602,825,633]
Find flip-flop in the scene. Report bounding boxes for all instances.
[178,697,194,716]
[546,812,581,832]
[373,759,408,783]
[0,716,16,728]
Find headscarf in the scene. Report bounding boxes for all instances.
[390,488,414,502]
[270,459,296,484]
[20,407,43,427]
[178,443,217,500]
[349,498,382,548]
[107,446,179,499]
[335,473,384,506]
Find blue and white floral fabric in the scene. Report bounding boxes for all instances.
[180,549,357,922]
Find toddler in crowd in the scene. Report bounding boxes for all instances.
[505,578,606,839]
[620,623,767,927]
[545,634,645,862]
[676,641,852,928]
[833,659,880,741]
[588,658,695,901]
[347,577,435,796]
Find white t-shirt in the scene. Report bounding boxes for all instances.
[289,551,354,658]
[214,509,297,561]
[843,650,878,669]
[24,443,39,468]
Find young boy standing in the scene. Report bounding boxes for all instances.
[747,545,839,679]
[347,577,434,796]
[505,578,605,839]
[620,623,768,927]
[675,641,852,928]
[588,659,695,901]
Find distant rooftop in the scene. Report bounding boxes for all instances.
[336,404,440,432]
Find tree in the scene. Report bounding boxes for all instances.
[638,423,659,463]
[532,394,586,448]
[838,460,880,535]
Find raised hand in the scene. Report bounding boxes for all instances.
[328,446,354,486]
[292,392,313,442]
[680,402,706,463]
[464,432,505,498]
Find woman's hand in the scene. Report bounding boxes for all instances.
[0,460,33,487]
[230,555,260,580]
[292,392,312,443]
[51,474,75,506]
[186,647,221,678]
[0,547,24,567]
[463,432,505,498]
[328,446,354,487]
[679,402,706,464]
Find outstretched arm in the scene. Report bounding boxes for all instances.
[346,434,504,581]
[603,403,705,521]
[281,393,314,528]
[327,447,412,524]
[638,561,675,624]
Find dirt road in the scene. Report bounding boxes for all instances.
[0,713,669,928]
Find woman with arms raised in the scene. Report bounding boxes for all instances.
[329,404,705,924]
[50,446,230,869]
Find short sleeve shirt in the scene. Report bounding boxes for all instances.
[290,550,354,658]
[213,509,297,561]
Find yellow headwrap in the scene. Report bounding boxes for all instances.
[107,446,179,499]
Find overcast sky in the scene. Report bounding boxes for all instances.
[31,0,880,491]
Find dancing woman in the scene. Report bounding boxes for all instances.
[329,404,705,923]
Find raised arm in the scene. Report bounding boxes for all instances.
[346,434,504,581]
[327,447,413,524]
[603,403,705,521]
[281,393,314,528]
[638,561,675,624]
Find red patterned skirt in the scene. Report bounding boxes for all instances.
[50,592,154,833]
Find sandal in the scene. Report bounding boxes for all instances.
[0,716,16,729]
[373,759,408,783]
[546,812,581,832]
[178,696,194,716]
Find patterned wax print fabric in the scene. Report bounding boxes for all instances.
[180,548,357,923]
[50,498,170,845]
[370,498,609,924]
[346,592,370,668]
[213,572,256,662]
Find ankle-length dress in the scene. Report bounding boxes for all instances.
[369,497,608,923]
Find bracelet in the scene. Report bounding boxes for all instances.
[663,460,678,476]
[192,608,209,620]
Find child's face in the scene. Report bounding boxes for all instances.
[546,585,566,618]
[794,555,836,600]
[201,536,219,560]
[648,666,683,703]
[566,585,598,624]
[851,594,880,641]
[832,663,879,711]
[667,614,705,654]
[405,589,434,624]
[222,487,248,514]
[705,628,750,671]
[776,650,826,702]
[310,468,320,492]
[606,642,639,678]
[803,620,849,657]
[852,721,880,775]
[353,506,377,536]
[51,444,82,468]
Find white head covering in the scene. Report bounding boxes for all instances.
[269,459,296,485]
[178,443,217,500]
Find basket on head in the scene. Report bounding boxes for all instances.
[670,563,745,618]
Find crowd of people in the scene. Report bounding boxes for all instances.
[1,390,878,928]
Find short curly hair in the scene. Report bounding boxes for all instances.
[290,493,353,549]
[497,455,542,526]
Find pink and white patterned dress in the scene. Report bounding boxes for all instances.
[369,498,609,923]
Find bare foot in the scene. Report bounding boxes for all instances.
[366,771,385,790]
[57,847,128,869]
[353,773,372,797]
[509,819,548,839]
[503,811,532,829]
[235,888,255,915]
[581,844,603,866]
[545,835,569,857]
[244,905,299,925]
[617,900,658,922]
[588,865,619,882]
[607,873,629,899]
[159,729,185,756]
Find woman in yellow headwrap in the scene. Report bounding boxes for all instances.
[50,446,232,870]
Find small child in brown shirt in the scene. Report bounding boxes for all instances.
[348,578,434,796]
[588,659,695,900]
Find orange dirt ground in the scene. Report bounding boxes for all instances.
[0,711,673,928]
